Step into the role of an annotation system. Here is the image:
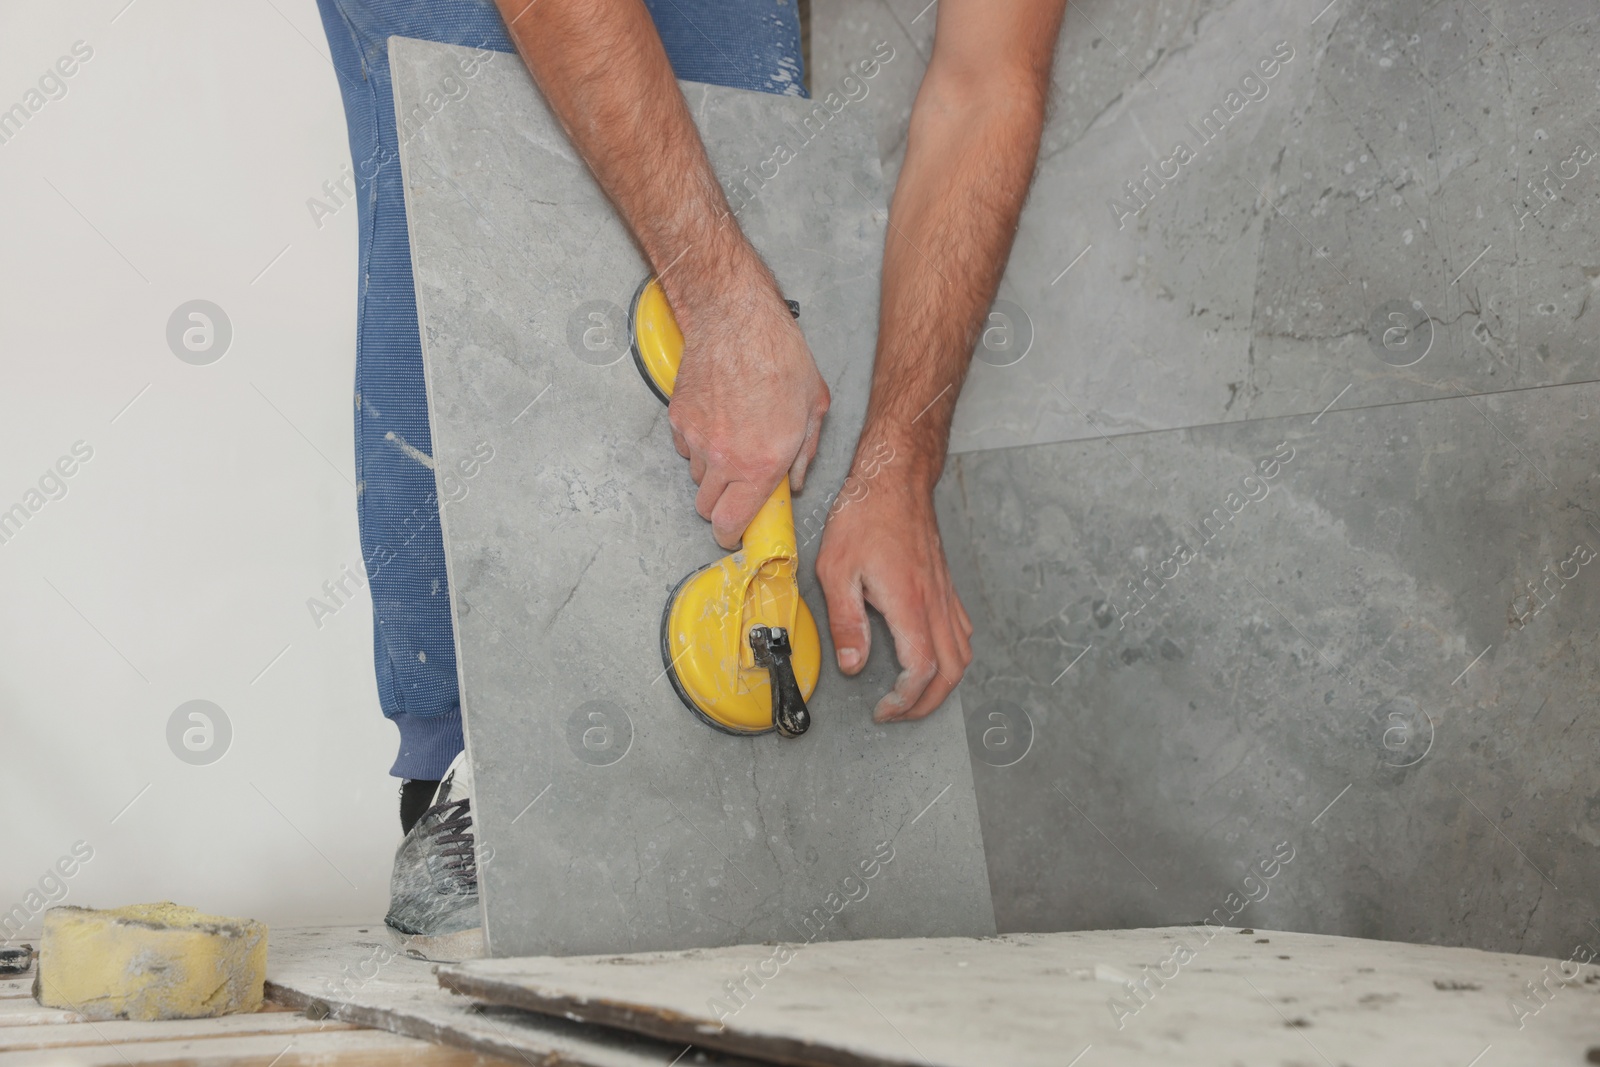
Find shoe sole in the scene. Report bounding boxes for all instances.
[384,924,485,964]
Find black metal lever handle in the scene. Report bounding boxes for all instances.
[750,625,810,738]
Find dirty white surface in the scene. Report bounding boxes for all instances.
[441,927,1600,1066]
[264,926,765,1067]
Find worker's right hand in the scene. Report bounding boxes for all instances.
[490,0,827,548]
[665,266,829,550]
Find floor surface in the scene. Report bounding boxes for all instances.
[0,963,517,1067]
[442,926,1600,1067]
[265,926,764,1067]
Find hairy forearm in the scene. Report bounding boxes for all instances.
[859,62,1055,492]
[493,0,776,323]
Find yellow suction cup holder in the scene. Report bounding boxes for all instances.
[630,276,820,738]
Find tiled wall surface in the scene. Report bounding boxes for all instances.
[818,0,1600,958]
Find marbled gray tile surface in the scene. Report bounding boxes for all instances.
[936,380,1600,959]
[392,38,994,957]
[814,0,1600,453]
[441,928,1599,1066]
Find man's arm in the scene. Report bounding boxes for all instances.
[816,0,1067,721]
[493,0,829,549]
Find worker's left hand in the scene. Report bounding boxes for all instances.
[815,461,974,722]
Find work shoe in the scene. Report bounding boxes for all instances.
[384,751,485,961]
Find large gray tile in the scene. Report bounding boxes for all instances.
[813,0,1600,452]
[937,379,1600,959]
[441,928,1600,1066]
[392,38,994,957]
[807,0,924,188]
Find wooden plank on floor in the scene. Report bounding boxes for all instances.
[0,1026,498,1066]
[439,927,1600,1067]
[0,997,81,1026]
[0,991,296,1025]
[0,979,33,1000]
[0,1010,357,1050]
[267,927,770,1067]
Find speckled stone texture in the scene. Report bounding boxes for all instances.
[936,382,1600,957]
[815,0,1600,961]
[441,927,1600,1066]
[392,37,995,957]
[816,0,1600,453]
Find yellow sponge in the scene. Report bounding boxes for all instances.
[34,902,267,1020]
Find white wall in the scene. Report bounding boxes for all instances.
[0,0,398,930]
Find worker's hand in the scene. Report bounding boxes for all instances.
[668,270,830,549]
[815,459,974,722]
